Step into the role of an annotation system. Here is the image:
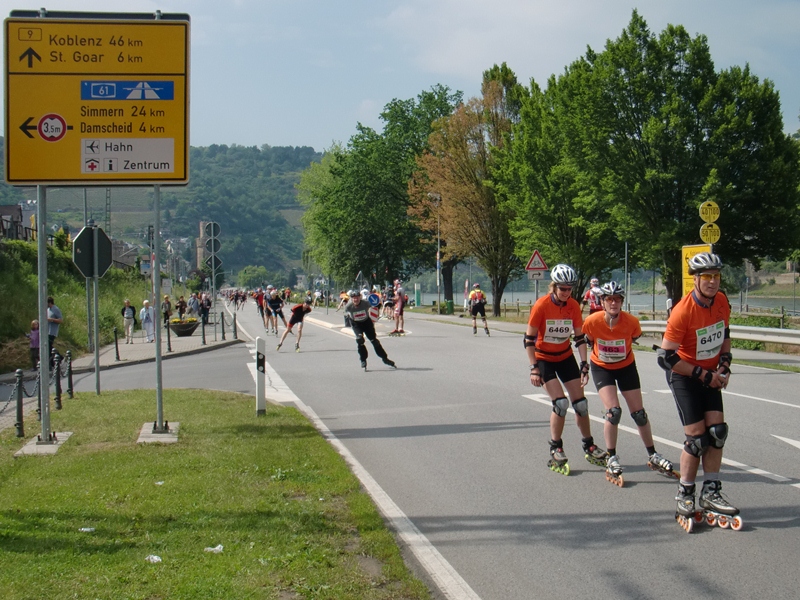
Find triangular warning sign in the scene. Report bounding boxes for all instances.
[525,250,548,271]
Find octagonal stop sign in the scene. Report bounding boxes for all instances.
[72,226,113,278]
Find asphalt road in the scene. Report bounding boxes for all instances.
[13,301,799,599]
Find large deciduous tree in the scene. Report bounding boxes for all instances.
[578,12,800,301]
[298,86,461,286]
[410,71,524,316]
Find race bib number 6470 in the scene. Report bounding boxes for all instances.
[695,320,725,361]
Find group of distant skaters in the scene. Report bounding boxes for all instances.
[525,253,738,523]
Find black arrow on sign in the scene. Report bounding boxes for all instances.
[19,47,41,68]
[19,117,37,138]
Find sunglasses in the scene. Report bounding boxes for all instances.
[699,273,721,281]
[556,286,573,292]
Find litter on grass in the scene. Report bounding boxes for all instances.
[78,527,95,532]
[204,544,224,553]
[145,555,162,563]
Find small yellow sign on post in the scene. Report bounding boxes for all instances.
[699,201,720,223]
[4,16,190,185]
[699,223,721,244]
[682,244,712,297]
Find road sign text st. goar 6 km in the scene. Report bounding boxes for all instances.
[4,15,190,185]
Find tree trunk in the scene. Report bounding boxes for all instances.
[442,262,455,302]
[491,276,507,317]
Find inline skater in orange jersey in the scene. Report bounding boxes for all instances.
[524,264,607,475]
[582,281,675,486]
[658,252,739,531]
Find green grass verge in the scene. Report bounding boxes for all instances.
[0,390,431,600]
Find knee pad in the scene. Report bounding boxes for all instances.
[630,409,648,426]
[604,406,622,425]
[356,337,365,346]
[708,423,728,449]
[552,397,569,418]
[684,433,710,457]
[572,397,588,417]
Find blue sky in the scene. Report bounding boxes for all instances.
[3,0,799,152]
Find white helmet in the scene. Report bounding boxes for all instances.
[688,252,723,275]
[550,264,578,285]
[599,281,625,298]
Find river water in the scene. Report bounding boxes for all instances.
[417,290,800,315]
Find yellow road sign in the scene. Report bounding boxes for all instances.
[699,223,721,244]
[4,16,189,185]
[699,201,720,223]
[682,243,712,296]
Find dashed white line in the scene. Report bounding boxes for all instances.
[523,392,796,487]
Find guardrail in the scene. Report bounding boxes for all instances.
[639,321,800,346]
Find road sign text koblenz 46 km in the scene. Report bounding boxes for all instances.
[4,13,190,185]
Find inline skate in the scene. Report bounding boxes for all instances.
[647,452,679,479]
[675,482,697,533]
[547,440,570,475]
[583,437,609,467]
[698,480,743,530]
[605,454,624,487]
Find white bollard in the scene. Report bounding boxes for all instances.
[256,337,266,415]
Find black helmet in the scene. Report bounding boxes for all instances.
[687,252,723,275]
[599,281,625,298]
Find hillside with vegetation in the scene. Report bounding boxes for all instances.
[0,138,321,274]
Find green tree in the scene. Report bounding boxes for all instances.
[237,265,269,289]
[574,12,800,301]
[412,76,524,315]
[299,86,461,285]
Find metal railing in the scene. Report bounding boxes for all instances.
[639,321,800,346]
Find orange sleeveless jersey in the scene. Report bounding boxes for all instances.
[582,311,641,370]
[664,291,730,370]
[527,294,583,362]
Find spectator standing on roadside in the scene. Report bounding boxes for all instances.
[26,320,40,370]
[176,295,187,320]
[187,292,200,317]
[46,296,63,359]
[121,299,137,344]
[200,293,211,325]
[140,300,156,343]
[161,294,172,325]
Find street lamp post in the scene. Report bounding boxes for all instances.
[428,193,441,313]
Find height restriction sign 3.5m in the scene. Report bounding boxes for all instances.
[4,13,190,185]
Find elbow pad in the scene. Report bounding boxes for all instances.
[524,334,537,349]
[573,334,587,348]
[656,347,680,372]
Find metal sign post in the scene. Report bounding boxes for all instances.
[36,185,53,444]
[92,223,100,394]
[153,184,166,433]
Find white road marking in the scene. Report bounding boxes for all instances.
[234,304,481,599]
[773,435,800,451]
[522,392,795,486]
[723,391,800,409]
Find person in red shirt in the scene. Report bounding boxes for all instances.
[525,264,607,475]
[276,298,312,352]
[583,281,675,485]
[581,278,603,314]
[658,252,739,531]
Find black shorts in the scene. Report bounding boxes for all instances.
[288,316,304,327]
[470,303,486,317]
[590,361,641,392]
[537,355,581,384]
[667,372,724,426]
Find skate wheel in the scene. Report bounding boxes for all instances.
[706,513,716,526]
[693,512,704,524]
[616,474,624,487]
[730,516,743,531]
[718,515,729,528]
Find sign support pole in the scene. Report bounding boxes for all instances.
[36,185,52,444]
[153,184,166,433]
[84,189,93,352]
[92,223,101,394]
